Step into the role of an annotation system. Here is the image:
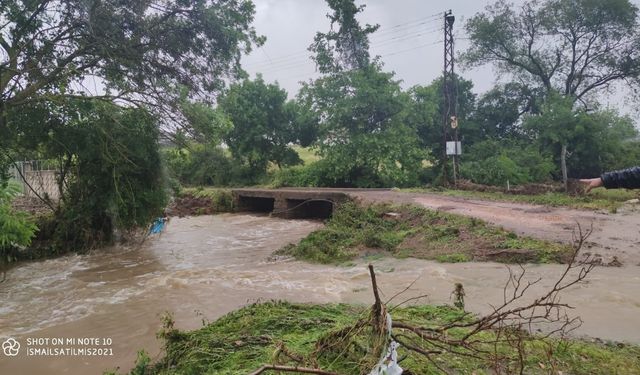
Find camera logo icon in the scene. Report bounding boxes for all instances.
[2,338,20,356]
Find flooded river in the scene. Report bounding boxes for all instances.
[1,214,639,374]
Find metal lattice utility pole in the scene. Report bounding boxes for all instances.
[442,10,457,186]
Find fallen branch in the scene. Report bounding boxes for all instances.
[248,365,340,375]
[368,264,384,331]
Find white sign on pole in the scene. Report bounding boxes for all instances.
[446,141,462,156]
[450,116,458,129]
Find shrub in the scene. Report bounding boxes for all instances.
[0,182,38,262]
[271,163,322,187]
[51,103,167,250]
[460,140,554,186]
[460,154,528,186]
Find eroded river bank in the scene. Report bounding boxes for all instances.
[1,214,639,374]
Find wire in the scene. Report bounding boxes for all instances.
[245,15,445,69]
[269,199,336,217]
[273,39,443,83]
[250,30,443,74]
[381,40,443,57]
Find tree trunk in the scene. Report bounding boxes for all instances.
[560,144,568,193]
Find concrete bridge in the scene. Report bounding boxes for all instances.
[231,188,355,219]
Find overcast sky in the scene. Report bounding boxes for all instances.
[241,0,640,121]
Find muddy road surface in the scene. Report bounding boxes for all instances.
[351,190,640,265]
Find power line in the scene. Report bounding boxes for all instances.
[249,30,442,73]
[275,39,444,83]
[244,16,443,68]
[381,40,443,57]
[370,17,442,38]
[370,25,443,46]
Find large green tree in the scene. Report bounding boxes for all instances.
[309,0,378,73]
[0,0,263,149]
[8,99,167,249]
[219,76,300,176]
[472,82,543,140]
[298,64,426,187]
[463,0,640,101]
[298,0,425,187]
[524,94,638,181]
[464,0,640,187]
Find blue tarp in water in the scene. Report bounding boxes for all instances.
[150,218,166,234]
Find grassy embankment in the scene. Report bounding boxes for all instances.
[277,202,571,264]
[169,187,233,216]
[112,301,640,375]
[404,187,638,212]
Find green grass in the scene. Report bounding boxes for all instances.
[277,202,572,264]
[176,187,234,212]
[435,253,471,263]
[292,145,321,165]
[404,187,638,212]
[110,301,640,375]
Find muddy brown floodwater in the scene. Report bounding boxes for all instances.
[1,213,640,375]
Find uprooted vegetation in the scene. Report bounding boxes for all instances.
[277,202,572,264]
[115,240,640,375]
[117,302,640,375]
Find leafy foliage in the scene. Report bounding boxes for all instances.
[463,0,640,101]
[219,76,301,177]
[0,182,38,257]
[472,82,543,140]
[163,145,235,187]
[309,0,378,73]
[298,64,426,187]
[0,0,263,113]
[460,140,555,185]
[10,99,168,250]
[524,94,639,179]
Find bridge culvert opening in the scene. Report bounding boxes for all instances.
[284,199,333,219]
[238,196,275,213]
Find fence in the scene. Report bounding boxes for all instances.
[9,160,62,201]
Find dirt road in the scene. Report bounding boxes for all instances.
[351,191,640,265]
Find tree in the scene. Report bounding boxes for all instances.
[523,94,638,186]
[298,65,426,187]
[219,76,301,176]
[298,0,425,187]
[7,98,167,249]
[463,0,640,103]
[459,139,555,186]
[0,0,263,147]
[63,102,165,247]
[180,99,233,146]
[472,82,543,140]
[308,0,378,73]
